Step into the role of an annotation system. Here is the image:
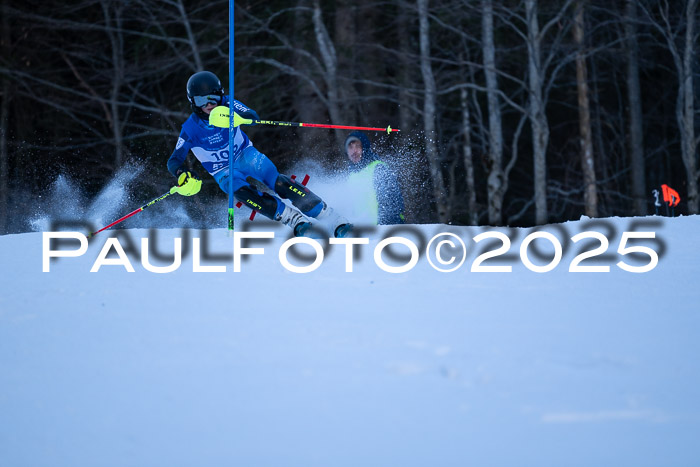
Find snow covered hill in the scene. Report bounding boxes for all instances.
[1,215,699,466]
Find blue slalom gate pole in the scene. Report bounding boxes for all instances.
[227,0,235,234]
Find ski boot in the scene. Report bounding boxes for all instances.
[277,205,312,237]
[316,203,353,238]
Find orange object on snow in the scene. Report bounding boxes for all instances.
[661,184,681,207]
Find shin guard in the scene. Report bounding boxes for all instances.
[274,174,323,215]
[234,185,281,219]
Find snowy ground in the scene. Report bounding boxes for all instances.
[1,214,700,466]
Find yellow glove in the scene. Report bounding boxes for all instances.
[170,171,202,196]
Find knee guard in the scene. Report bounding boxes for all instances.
[274,174,323,215]
[234,185,282,220]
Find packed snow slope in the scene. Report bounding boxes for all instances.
[1,215,699,467]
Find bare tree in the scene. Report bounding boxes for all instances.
[573,0,598,217]
[101,0,129,168]
[293,5,328,156]
[482,0,506,224]
[460,86,478,225]
[397,4,420,134]
[525,0,550,224]
[417,0,448,222]
[237,4,355,155]
[641,0,699,213]
[624,0,647,215]
[677,0,700,213]
[312,0,345,150]
[170,0,203,71]
[492,0,575,224]
[333,0,357,125]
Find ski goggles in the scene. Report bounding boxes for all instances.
[192,94,222,107]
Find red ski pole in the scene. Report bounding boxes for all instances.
[209,106,399,134]
[88,188,176,238]
[258,120,400,133]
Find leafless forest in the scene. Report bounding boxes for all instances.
[0,0,698,233]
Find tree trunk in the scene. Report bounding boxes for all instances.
[398,5,418,134]
[461,87,478,225]
[312,0,345,151]
[102,0,126,168]
[395,3,423,222]
[525,0,549,225]
[678,0,698,213]
[334,0,356,124]
[482,0,505,225]
[417,0,448,222]
[294,3,326,156]
[624,0,647,215]
[574,0,598,217]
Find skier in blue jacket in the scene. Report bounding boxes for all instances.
[344,131,405,224]
[168,71,350,237]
